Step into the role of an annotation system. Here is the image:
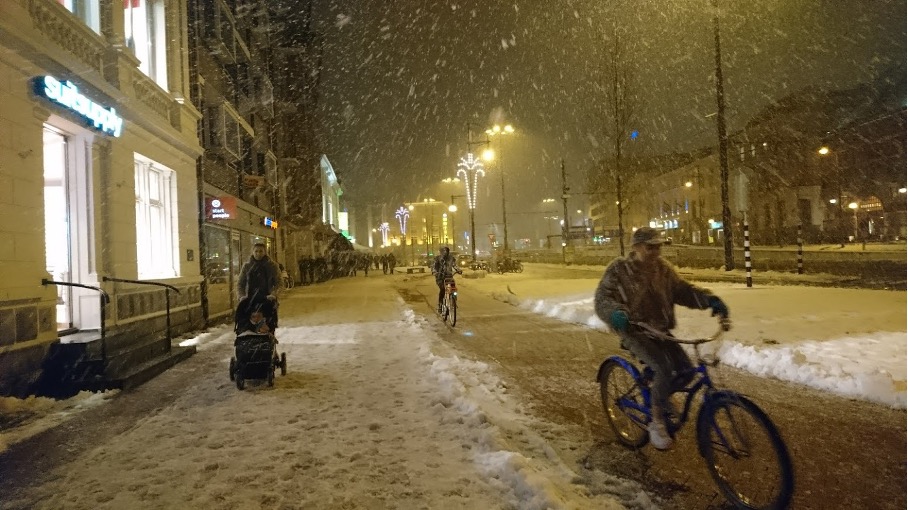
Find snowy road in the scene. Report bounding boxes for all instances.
[402,265,906,509]
[1,264,905,509]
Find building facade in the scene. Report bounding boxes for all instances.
[188,0,283,323]
[0,0,204,395]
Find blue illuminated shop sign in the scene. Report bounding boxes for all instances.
[33,76,124,137]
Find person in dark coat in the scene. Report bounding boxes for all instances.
[432,246,460,311]
[594,227,729,450]
[387,253,397,273]
[298,256,310,285]
[237,243,280,330]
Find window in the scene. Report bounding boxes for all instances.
[135,155,178,278]
[59,0,100,33]
[125,0,168,88]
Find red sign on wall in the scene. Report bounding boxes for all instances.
[206,196,237,220]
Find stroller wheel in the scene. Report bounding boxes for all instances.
[229,357,236,381]
[267,368,275,387]
[236,376,245,390]
[280,353,287,376]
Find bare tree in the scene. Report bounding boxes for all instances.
[593,25,641,256]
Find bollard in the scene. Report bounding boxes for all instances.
[797,224,804,274]
[744,219,752,288]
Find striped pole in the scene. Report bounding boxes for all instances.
[797,224,804,274]
[744,216,752,288]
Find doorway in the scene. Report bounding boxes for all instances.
[43,126,73,331]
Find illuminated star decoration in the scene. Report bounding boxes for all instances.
[379,222,390,246]
[395,206,409,234]
[456,153,485,210]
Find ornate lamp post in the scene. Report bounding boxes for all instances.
[395,206,410,264]
[395,207,409,239]
[457,152,486,261]
[379,222,390,247]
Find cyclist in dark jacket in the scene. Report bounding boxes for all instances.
[594,227,729,450]
[432,247,459,312]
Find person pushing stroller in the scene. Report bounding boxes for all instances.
[238,242,280,330]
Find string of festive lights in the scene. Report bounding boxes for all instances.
[456,153,485,210]
[379,222,390,246]
[395,206,409,235]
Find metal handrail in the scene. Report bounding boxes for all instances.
[102,277,181,350]
[41,279,110,364]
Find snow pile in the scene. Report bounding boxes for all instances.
[0,391,116,454]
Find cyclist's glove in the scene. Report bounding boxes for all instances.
[609,310,629,333]
[707,296,729,319]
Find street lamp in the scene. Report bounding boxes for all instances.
[818,145,845,241]
[379,222,390,247]
[485,124,515,252]
[448,204,457,249]
[848,201,859,241]
[396,206,411,265]
[457,152,486,261]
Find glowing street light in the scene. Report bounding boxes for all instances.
[378,222,390,247]
[457,153,486,260]
[485,123,515,251]
[848,201,859,240]
[395,206,409,235]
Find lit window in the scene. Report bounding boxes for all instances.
[59,0,100,33]
[135,156,179,278]
[125,0,169,88]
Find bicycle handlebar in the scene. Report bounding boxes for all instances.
[630,318,729,345]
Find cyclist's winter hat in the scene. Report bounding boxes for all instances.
[632,227,665,246]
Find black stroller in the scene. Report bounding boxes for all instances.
[229,297,287,390]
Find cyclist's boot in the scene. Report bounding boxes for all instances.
[648,411,674,451]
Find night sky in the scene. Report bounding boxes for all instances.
[312,0,906,238]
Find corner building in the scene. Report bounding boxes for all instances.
[0,0,203,396]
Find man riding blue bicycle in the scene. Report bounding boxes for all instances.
[432,246,461,313]
[594,227,729,450]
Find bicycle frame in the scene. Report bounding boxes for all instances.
[444,277,457,296]
[600,321,727,433]
[606,357,715,433]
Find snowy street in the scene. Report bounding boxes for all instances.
[1,264,905,509]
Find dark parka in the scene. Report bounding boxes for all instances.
[594,251,715,332]
[237,255,280,302]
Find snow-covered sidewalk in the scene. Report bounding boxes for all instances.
[1,277,643,509]
[468,265,907,408]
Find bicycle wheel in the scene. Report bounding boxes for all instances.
[599,360,649,448]
[447,294,457,327]
[697,394,794,510]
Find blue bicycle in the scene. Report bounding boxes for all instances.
[597,319,794,510]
